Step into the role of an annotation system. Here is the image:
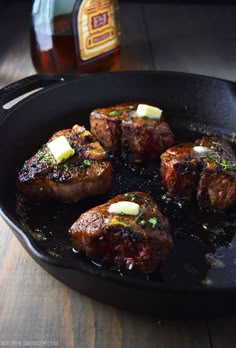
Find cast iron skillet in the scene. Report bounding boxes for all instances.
[0,71,236,318]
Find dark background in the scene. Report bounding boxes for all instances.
[4,0,236,3]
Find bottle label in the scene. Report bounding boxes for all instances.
[77,0,119,61]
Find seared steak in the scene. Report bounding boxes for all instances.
[90,102,174,162]
[69,192,173,273]
[90,103,132,155]
[161,142,200,199]
[161,137,236,209]
[17,125,112,203]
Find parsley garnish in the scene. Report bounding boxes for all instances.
[38,150,45,160]
[84,160,91,166]
[140,219,146,227]
[218,158,236,171]
[37,149,52,164]
[126,105,134,109]
[149,217,158,229]
[109,110,123,116]
[124,193,137,201]
[220,158,228,170]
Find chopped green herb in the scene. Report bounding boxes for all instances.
[37,150,53,164]
[38,150,44,159]
[63,164,69,170]
[140,219,146,227]
[142,116,149,120]
[84,160,91,166]
[220,158,228,170]
[228,162,236,170]
[124,193,137,201]
[149,217,158,229]
[217,158,236,171]
[109,110,123,116]
[126,105,134,109]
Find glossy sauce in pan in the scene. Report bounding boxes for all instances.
[15,136,236,289]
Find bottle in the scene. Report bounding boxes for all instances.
[30,0,120,74]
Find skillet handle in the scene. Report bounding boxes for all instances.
[0,74,73,123]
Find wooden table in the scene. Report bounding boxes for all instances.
[1,1,236,347]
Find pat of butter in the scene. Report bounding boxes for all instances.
[193,146,209,153]
[135,104,162,119]
[108,201,140,216]
[47,135,75,163]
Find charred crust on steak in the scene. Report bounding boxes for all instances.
[69,191,173,273]
[17,125,112,203]
[161,137,236,209]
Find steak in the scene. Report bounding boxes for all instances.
[69,192,173,273]
[161,137,236,209]
[90,102,174,163]
[17,125,112,203]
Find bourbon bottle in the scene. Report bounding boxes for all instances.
[31,0,120,74]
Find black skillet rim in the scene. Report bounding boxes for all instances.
[0,70,236,296]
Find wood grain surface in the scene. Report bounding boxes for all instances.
[0,1,236,347]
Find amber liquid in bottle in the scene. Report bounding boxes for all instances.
[31,15,77,73]
[30,1,120,74]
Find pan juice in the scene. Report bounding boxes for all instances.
[16,153,236,288]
